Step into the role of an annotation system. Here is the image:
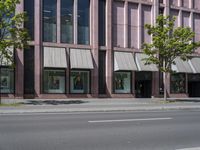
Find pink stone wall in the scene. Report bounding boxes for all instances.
[194,0,200,10]
[182,0,190,8]
[194,13,200,52]
[141,5,152,44]
[113,1,125,47]
[128,3,138,49]
[182,11,190,27]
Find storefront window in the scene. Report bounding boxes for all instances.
[114,72,131,93]
[70,71,90,93]
[43,69,65,93]
[0,68,14,93]
[171,73,186,93]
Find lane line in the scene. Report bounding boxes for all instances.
[176,147,200,150]
[88,117,173,123]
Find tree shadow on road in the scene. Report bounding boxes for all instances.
[20,100,88,105]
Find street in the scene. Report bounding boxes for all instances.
[0,110,200,150]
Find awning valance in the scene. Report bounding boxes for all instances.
[114,51,137,71]
[44,47,67,68]
[70,49,94,69]
[172,57,193,73]
[135,53,158,71]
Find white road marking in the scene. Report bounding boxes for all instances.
[176,147,200,150]
[88,117,172,123]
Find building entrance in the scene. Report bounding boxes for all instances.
[135,72,152,98]
[188,74,200,97]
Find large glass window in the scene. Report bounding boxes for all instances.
[171,73,186,93]
[99,0,106,46]
[0,68,14,93]
[61,0,73,43]
[77,0,90,45]
[43,69,65,93]
[114,72,131,93]
[43,0,57,42]
[24,0,34,40]
[70,71,90,93]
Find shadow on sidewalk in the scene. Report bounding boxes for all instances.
[20,100,88,105]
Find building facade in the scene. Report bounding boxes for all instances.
[1,0,200,99]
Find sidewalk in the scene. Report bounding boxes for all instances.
[1,98,200,114]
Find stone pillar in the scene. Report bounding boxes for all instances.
[57,0,61,43]
[106,0,113,97]
[91,0,99,97]
[34,0,42,98]
[138,3,142,49]
[15,1,24,98]
[124,1,128,48]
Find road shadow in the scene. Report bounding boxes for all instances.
[21,100,88,105]
[168,99,200,103]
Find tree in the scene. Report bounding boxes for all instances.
[142,15,200,101]
[0,0,29,102]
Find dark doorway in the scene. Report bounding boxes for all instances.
[188,74,200,97]
[24,47,35,95]
[135,72,152,98]
[98,51,106,94]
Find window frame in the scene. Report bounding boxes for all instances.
[69,69,91,94]
[113,71,132,94]
[43,68,66,94]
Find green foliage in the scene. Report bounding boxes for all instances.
[142,15,200,73]
[0,0,29,66]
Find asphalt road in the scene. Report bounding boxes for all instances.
[0,110,200,150]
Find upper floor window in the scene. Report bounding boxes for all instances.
[77,0,90,45]
[61,0,73,43]
[24,0,34,40]
[99,0,106,46]
[43,0,57,42]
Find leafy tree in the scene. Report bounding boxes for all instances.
[0,0,29,101]
[143,15,200,100]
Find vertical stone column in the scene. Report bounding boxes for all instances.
[74,0,78,44]
[91,0,99,97]
[152,0,160,97]
[34,0,42,98]
[106,0,113,97]
[15,1,24,98]
[165,0,170,16]
[138,3,142,49]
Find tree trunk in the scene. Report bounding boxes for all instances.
[163,72,167,101]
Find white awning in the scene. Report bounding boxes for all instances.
[43,47,67,68]
[0,47,14,66]
[172,57,193,73]
[188,57,200,73]
[114,51,137,71]
[135,53,158,71]
[70,49,94,69]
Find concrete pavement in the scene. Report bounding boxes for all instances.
[1,98,200,114]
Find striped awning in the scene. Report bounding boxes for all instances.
[172,57,193,73]
[114,51,137,71]
[189,57,200,73]
[70,49,94,69]
[43,47,67,68]
[135,53,158,71]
